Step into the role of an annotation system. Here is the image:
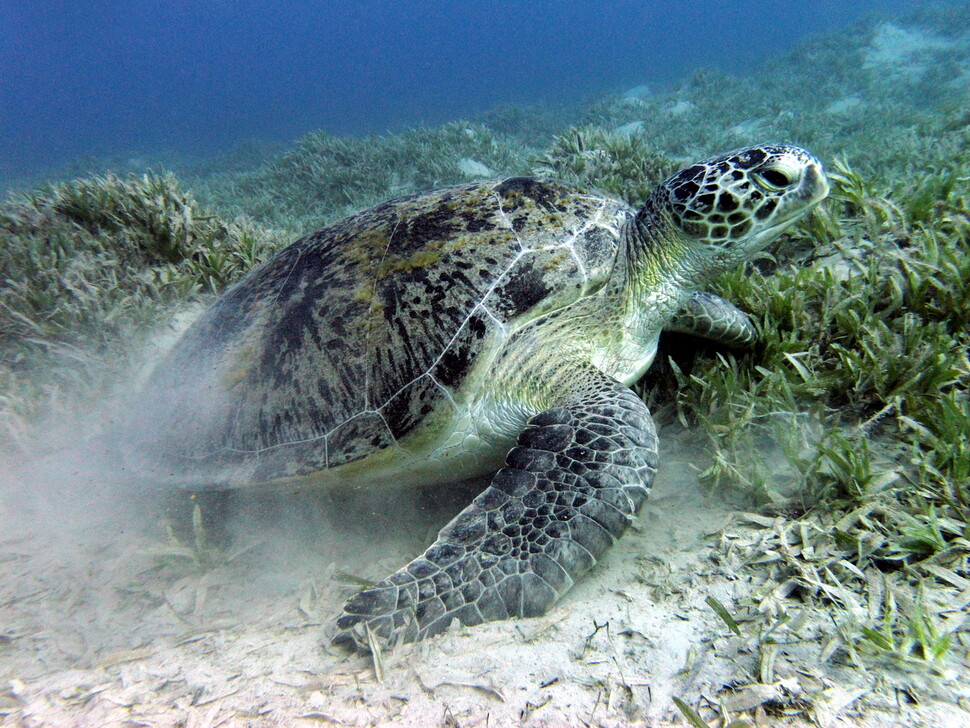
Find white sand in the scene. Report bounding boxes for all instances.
[1,429,966,727]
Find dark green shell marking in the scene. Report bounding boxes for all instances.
[127,178,628,485]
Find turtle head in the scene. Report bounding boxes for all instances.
[641,144,829,267]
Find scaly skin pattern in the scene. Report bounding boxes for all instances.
[334,368,657,648]
[667,291,760,349]
[124,144,829,650]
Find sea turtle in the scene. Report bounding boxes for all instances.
[123,144,828,649]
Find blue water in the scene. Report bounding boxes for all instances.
[0,0,948,180]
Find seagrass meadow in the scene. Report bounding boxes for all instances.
[1,5,969,727]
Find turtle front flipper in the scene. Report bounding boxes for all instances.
[666,291,759,349]
[333,369,658,650]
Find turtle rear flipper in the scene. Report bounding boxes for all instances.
[332,369,658,650]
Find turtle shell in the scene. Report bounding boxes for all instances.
[126,178,631,487]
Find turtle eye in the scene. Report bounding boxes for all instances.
[752,166,796,192]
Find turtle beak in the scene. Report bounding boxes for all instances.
[744,154,829,254]
[799,159,830,207]
[771,155,829,229]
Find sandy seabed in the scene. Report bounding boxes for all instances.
[1,429,967,728]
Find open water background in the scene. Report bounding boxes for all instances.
[0,0,950,180]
